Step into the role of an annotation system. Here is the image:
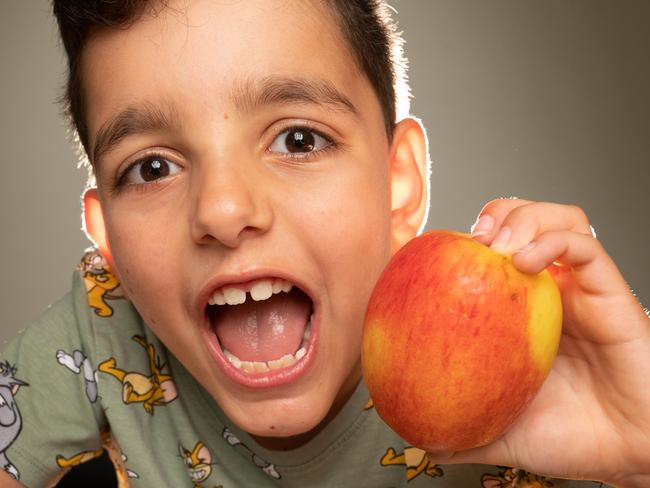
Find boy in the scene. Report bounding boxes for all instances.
[1,0,649,486]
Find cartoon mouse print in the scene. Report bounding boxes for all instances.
[380,446,443,481]
[178,441,223,488]
[0,362,28,480]
[79,249,122,318]
[363,398,442,482]
[56,349,99,403]
[56,449,140,488]
[98,335,178,414]
[57,446,139,486]
[482,467,553,488]
[56,448,104,469]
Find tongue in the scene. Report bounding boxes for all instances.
[213,288,311,362]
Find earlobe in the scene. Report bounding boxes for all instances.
[389,117,430,254]
[83,188,113,265]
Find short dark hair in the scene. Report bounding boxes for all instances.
[52,0,410,161]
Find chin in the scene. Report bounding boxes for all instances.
[228,392,333,439]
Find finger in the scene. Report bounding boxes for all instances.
[487,202,594,255]
[470,197,533,245]
[512,229,627,296]
[426,450,455,462]
[427,439,511,467]
[514,230,649,350]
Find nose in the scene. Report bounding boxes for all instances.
[190,163,273,249]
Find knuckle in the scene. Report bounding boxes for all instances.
[480,196,526,217]
[508,201,538,225]
[568,204,589,224]
[590,233,605,252]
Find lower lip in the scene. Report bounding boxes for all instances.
[201,307,320,389]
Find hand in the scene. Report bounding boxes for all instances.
[428,198,650,488]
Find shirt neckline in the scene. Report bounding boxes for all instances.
[168,352,372,468]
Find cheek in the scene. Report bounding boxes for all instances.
[103,207,184,307]
[328,165,392,272]
[305,164,392,309]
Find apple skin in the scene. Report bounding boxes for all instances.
[361,230,562,452]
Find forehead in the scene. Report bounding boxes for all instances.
[81,0,381,146]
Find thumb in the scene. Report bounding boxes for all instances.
[427,438,512,467]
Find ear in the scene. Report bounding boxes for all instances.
[197,444,212,464]
[83,188,114,266]
[161,379,178,402]
[389,117,430,254]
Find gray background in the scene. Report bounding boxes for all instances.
[1,1,648,345]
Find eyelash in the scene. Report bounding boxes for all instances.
[266,124,339,162]
[111,124,339,193]
[112,150,180,194]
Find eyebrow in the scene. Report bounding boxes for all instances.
[231,75,359,118]
[91,76,358,165]
[92,101,180,165]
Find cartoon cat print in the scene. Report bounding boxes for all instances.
[222,428,280,480]
[0,362,28,480]
[56,349,99,403]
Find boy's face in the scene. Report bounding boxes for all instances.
[82,0,424,442]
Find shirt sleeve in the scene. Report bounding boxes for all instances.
[0,284,107,487]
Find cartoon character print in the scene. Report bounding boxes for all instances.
[98,335,178,414]
[56,448,104,469]
[102,431,140,487]
[79,249,122,318]
[56,349,99,403]
[380,447,443,482]
[113,451,140,486]
[482,467,553,488]
[363,398,443,482]
[0,362,28,480]
[178,441,223,488]
[57,442,139,487]
[222,428,281,480]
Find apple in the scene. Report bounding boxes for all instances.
[361,230,562,452]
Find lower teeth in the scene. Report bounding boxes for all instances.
[223,315,312,372]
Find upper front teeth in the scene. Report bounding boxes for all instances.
[250,281,273,301]
[223,287,246,305]
[208,278,294,306]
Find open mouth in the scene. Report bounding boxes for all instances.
[202,276,318,388]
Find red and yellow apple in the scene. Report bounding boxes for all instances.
[361,230,562,452]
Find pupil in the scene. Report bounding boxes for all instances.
[140,158,170,181]
[285,130,314,152]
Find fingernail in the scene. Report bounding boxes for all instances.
[471,214,494,237]
[516,242,537,254]
[490,226,512,251]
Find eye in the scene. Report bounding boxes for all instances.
[121,155,182,185]
[268,126,333,156]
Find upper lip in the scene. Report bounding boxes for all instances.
[196,266,318,321]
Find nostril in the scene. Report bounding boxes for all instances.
[238,225,264,240]
[198,233,219,245]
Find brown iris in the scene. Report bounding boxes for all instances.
[140,158,171,181]
[285,129,315,153]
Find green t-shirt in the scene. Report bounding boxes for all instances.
[0,251,609,487]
